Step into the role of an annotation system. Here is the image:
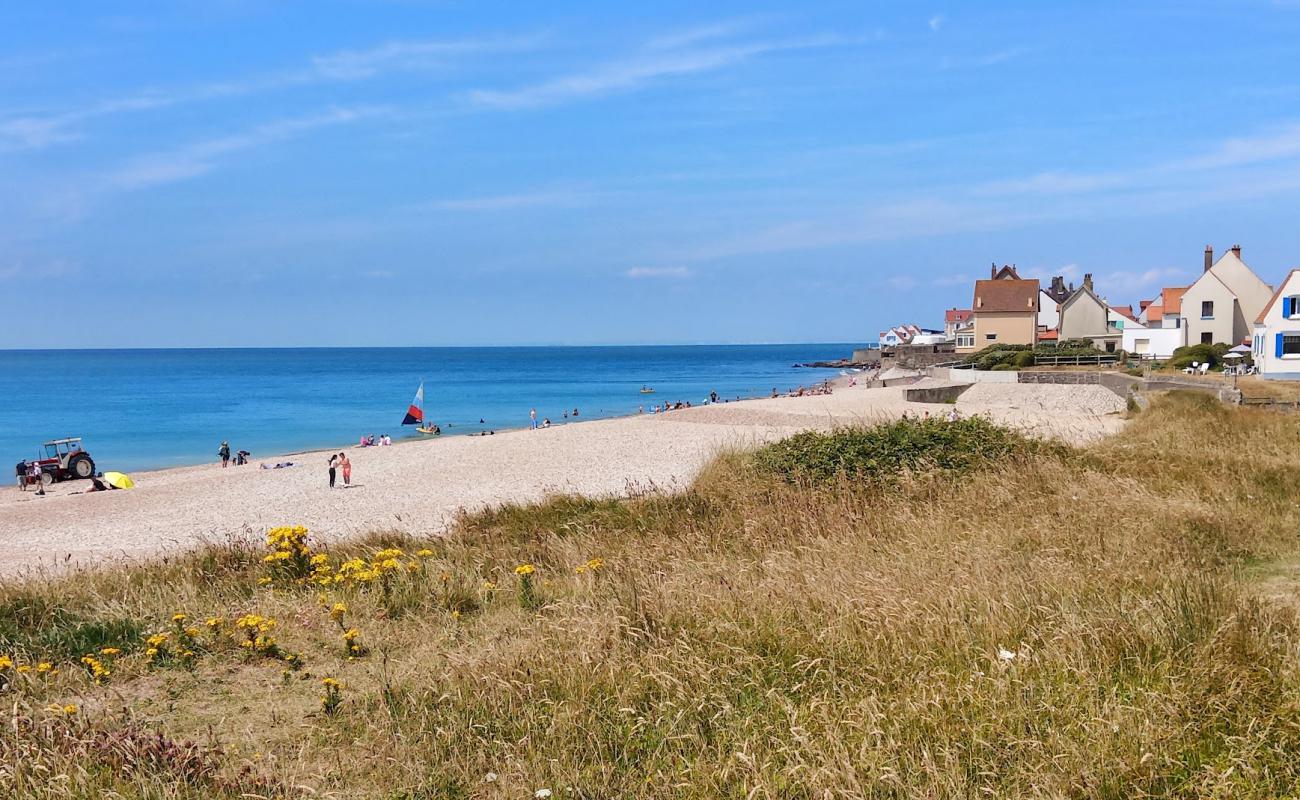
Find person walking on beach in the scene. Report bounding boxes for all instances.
[218,441,231,468]
[530,408,537,430]
[328,454,338,488]
[339,452,352,486]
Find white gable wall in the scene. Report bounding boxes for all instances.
[1253,271,1300,379]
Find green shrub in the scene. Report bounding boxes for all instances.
[1168,343,1230,371]
[1012,350,1036,368]
[754,416,1066,484]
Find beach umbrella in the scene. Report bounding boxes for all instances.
[1228,344,1252,353]
[103,471,135,490]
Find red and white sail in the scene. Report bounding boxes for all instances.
[401,382,424,426]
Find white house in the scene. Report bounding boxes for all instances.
[1121,317,1186,359]
[1251,269,1300,379]
[1182,245,1273,347]
[879,323,943,347]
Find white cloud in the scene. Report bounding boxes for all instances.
[431,189,598,212]
[466,33,853,110]
[888,276,918,290]
[0,35,533,150]
[940,47,1028,70]
[928,14,945,31]
[103,106,386,191]
[0,259,78,281]
[626,266,692,279]
[310,34,541,79]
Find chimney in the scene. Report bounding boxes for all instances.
[1231,244,1242,259]
[991,263,997,278]
[1083,273,1093,290]
[1204,245,1213,272]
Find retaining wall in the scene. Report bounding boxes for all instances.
[904,383,973,403]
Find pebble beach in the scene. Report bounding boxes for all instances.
[0,382,1126,577]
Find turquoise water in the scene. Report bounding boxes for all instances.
[0,345,851,473]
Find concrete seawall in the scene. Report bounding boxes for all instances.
[904,383,973,403]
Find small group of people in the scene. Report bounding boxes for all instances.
[327,452,352,488]
[358,434,392,447]
[900,408,962,423]
[217,441,251,467]
[530,408,579,430]
[14,460,45,494]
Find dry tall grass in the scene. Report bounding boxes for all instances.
[3,393,1300,798]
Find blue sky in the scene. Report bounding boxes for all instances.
[5,0,1300,347]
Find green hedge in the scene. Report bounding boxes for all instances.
[754,416,1065,485]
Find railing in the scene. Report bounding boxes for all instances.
[1032,354,1121,366]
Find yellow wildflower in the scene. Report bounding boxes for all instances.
[330,602,347,621]
[99,647,121,656]
[171,613,187,624]
[515,564,535,576]
[416,549,434,558]
[36,662,52,673]
[16,665,31,673]
[0,655,13,670]
[205,616,223,628]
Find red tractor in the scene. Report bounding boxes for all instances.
[15,438,96,489]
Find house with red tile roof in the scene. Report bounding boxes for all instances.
[960,264,1039,353]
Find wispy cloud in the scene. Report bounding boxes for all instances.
[626,266,692,279]
[310,34,542,79]
[645,20,762,50]
[928,14,945,31]
[0,35,533,150]
[430,189,600,212]
[940,47,1028,70]
[466,32,855,110]
[103,106,386,191]
[0,259,78,282]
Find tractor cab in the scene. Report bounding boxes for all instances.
[44,438,84,462]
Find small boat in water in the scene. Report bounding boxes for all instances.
[401,381,440,435]
[639,385,656,394]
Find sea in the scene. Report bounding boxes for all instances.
[0,345,855,474]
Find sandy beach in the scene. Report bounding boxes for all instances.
[0,382,1125,577]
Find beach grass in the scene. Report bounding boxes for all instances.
[3,393,1300,798]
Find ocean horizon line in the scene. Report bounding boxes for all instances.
[0,341,861,354]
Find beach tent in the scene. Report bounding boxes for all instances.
[103,471,135,490]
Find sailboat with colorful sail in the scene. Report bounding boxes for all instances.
[401,381,439,435]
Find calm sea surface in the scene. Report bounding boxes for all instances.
[0,345,852,473]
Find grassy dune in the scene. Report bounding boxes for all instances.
[3,394,1300,798]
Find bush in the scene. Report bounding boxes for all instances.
[753,416,1064,484]
[1012,350,1036,368]
[1168,343,1231,371]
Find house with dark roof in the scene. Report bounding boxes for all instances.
[1058,274,1123,352]
[959,264,1039,353]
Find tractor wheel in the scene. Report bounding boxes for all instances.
[40,471,54,486]
[70,455,94,479]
